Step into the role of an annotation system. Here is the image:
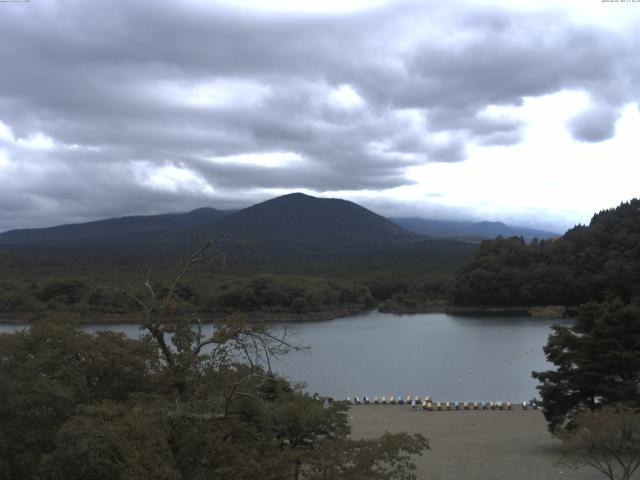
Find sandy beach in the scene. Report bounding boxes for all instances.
[348,405,601,480]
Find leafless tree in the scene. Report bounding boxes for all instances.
[106,239,304,396]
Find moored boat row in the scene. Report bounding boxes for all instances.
[343,396,541,410]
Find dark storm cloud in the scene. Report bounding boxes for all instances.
[0,0,638,230]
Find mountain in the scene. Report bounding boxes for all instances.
[390,217,558,241]
[0,207,229,240]
[207,193,414,253]
[0,193,419,256]
[0,208,231,254]
[0,194,559,257]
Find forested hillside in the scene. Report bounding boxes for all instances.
[450,199,640,306]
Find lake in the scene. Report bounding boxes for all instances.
[0,311,570,402]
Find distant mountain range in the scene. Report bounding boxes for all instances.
[390,217,557,241]
[0,193,557,257]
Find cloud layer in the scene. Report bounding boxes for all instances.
[0,0,638,230]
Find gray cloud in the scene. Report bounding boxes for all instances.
[567,103,620,142]
[0,0,638,230]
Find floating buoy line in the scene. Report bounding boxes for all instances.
[456,348,539,381]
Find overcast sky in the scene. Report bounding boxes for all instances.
[0,0,638,233]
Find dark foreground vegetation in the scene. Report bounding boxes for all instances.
[0,322,427,480]
[0,243,428,480]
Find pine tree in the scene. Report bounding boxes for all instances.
[533,298,640,431]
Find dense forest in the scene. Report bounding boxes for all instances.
[0,240,465,321]
[0,274,375,321]
[450,199,640,307]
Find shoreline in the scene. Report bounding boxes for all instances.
[0,307,371,325]
[445,304,571,318]
[0,304,573,325]
[379,303,572,318]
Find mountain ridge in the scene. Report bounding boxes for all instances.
[0,193,557,256]
[0,207,230,239]
[0,193,417,256]
[390,217,558,241]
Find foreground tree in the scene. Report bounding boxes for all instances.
[533,298,640,432]
[560,406,640,480]
[0,321,158,479]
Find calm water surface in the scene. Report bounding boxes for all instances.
[0,311,570,402]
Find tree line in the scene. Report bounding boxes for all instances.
[0,274,375,320]
[450,199,640,307]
